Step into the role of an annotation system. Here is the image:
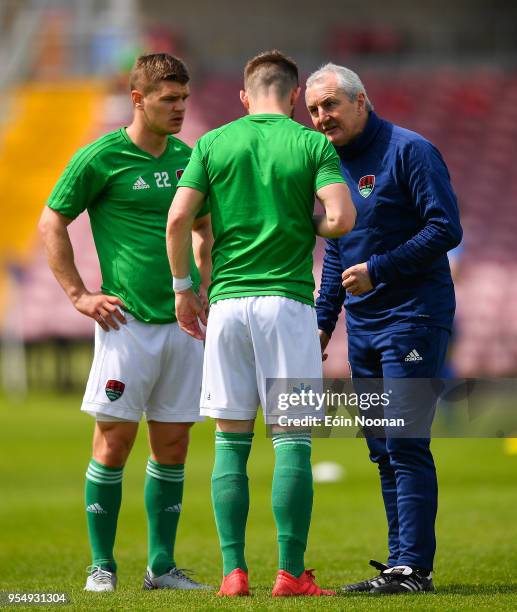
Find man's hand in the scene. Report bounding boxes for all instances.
[319,329,330,362]
[198,285,210,319]
[342,262,373,296]
[175,288,207,340]
[74,291,127,332]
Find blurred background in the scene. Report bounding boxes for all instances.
[1,0,517,397]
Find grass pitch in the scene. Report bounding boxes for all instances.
[1,392,517,610]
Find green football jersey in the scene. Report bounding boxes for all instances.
[47,128,208,324]
[178,114,346,306]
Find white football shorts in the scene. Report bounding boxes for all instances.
[81,313,203,422]
[200,296,323,422]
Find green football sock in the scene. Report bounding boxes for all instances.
[211,431,253,575]
[145,458,185,576]
[272,432,313,577]
[85,459,124,572]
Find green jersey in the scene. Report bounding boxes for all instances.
[47,128,208,323]
[178,114,345,306]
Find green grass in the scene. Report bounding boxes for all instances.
[1,392,517,610]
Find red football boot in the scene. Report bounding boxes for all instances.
[217,568,250,596]
[272,569,336,597]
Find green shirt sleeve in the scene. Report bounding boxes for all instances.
[313,135,346,192]
[177,139,209,195]
[46,147,105,219]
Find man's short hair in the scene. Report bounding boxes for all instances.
[244,50,299,98]
[306,63,373,112]
[130,53,189,95]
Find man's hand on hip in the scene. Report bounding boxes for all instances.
[342,263,373,296]
[74,291,127,332]
[175,288,207,340]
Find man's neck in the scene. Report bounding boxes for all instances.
[126,121,170,157]
[350,112,370,142]
[248,95,291,116]
[249,107,289,115]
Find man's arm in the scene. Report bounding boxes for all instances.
[316,238,347,360]
[313,182,356,238]
[343,139,462,296]
[313,183,356,361]
[38,207,126,331]
[192,213,213,290]
[366,139,462,287]
[312,181,354,356]
[192,212,213,315]
[166,186,207,340]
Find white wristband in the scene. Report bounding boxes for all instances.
[173,275,193,292]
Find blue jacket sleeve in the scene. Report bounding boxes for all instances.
[367,139,463,286]
[316,238,346,337]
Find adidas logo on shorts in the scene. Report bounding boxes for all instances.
[132,176,150,190]
[404,349,423,362]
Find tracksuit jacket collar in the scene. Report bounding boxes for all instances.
[335,111,383,161]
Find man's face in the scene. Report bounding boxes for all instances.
[139,80,190,135]
[305,74,365,146]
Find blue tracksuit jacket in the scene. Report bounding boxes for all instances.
[316,111,463,336]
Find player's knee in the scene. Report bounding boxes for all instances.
[93,436,133,467]
[164,443,188,464]
[151,426,191,464]
[153,445,188,464]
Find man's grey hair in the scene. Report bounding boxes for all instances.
[306,63,373,111]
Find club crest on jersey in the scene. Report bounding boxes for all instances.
[358,175,375,198]
[176,169,184,180]
[105,379,125,401]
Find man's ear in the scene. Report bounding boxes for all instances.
[290,86,301,107]
[131,89,144,109]
[356,92,366,114]
[240,89,250,110]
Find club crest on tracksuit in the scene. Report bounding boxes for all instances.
[105,379,125,401]
[358,175,375,198]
